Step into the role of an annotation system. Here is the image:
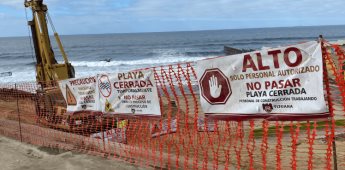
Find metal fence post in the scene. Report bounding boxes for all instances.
[15,83,23,142]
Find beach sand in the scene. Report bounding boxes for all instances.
[0,135,146,170]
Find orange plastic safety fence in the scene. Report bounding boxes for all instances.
[0,42,345,170]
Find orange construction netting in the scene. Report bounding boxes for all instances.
[0,41,345,170]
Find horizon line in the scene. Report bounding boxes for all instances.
[1,24,345,38]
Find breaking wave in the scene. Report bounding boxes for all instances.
[70,56,210,68]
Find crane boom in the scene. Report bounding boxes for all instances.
[23,0,102,132]
[24,0,75,86]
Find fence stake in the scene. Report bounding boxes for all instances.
[15,83,23,142]
[101,117,106,152]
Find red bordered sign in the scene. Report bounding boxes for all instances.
[98,74,112,98]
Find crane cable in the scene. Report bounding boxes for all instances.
[24,7,36,64]
[46,12,57,34]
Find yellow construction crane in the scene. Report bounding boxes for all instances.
[24,0,104,132]
[24,0,75,86]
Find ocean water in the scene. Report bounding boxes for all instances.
[0,25,345,83]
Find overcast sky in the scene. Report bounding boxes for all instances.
[0,0,344,37]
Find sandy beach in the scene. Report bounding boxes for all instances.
[0,135,146,170]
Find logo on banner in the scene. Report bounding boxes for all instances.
[199,68,232,105]
[99,75,112,98]
[66,85,77,105]
[105,99,114,112]
[262,103,273,113]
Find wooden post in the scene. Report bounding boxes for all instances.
[332,135,338,170]
[101,117,106,152]
[15,83,23,142]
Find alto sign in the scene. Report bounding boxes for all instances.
[196,41,328,121]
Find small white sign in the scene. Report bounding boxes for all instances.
[59,75,99,112]
[99,69,161,116]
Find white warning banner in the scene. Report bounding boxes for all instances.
[196,41,328,120]
[59,75,99,112]
[99,69,161,116]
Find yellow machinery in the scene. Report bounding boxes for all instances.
[24,0,75,84]
[24,0,103,132]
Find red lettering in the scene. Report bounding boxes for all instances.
[286,80,293,88]
[284,47,302,67]
[264,78,301,89]
[267,49,281,68]
[69,77,95,86]
[140,81,146,87]
[114,82,119,89]
[242,54,257,72]
[292,78,301,87]
[271,81,278,89]
[135,81,140,88]
[256,53,270,71]
[113,80,154,89]
[129,81,134,87]
[118,73,123,80]
[264,81,270,89]
[246,82,261,90]
[146,80,153,87]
